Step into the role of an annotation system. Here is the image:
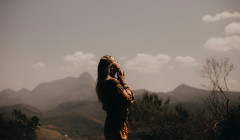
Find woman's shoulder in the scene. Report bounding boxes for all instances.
[105,77,120,84]
[109,77,120,82]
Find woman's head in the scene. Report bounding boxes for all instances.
[97,55,120,81]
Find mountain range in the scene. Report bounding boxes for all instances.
[1,72,240,111]
[0,72,97,110]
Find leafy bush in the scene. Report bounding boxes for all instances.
[0,109,40,140]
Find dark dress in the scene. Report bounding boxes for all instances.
[101,77,134,140]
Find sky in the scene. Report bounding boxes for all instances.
[1,0,240,92]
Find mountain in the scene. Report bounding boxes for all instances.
[37,126,67,140]
[41,112,104,140]
[47,100,106,122]
[42,100,105,139]
[0,103,44,118]
[1,72,240,110]
[133,84,240,107]
[30,72,96,110]
[0,89,18,106]
[0,88,31,106]
[0,72,96,110]
[165,84,210,103]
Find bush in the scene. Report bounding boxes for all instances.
[0,110,40,140]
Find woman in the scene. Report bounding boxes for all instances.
[96,55,134,140]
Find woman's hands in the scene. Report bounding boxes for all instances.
[117,70,126,85]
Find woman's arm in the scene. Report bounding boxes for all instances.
[110,78,134,105]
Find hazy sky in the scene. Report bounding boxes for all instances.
[1,0,240,92]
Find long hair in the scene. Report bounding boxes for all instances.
[96,55,113,103]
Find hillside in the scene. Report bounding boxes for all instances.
[0,103,44,118]
[165,84,209,103]
[41,112,105,140]
[37,126,69,140]
[30,72,97,110]
[0,72,97,110]
[133,84,240,108]
[165,84,240,105]
[47,100,106,122]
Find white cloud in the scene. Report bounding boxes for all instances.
[60,51,97,71]
[175,56,199,67]
[203,35,240,51]
[32,62,46,70]
[225,22,240,35]
[202,11,240,22]
[125,53,171,74]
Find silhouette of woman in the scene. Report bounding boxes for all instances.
[96,55,134,140]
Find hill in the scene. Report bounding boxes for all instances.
[37,126,70,140]
[0,72,97,110]
[164,84,209,104]
[41,112,104,140]
[0,103,44,118]
[133,84,240,108]
[47,100,106,122]
[30,72,97,110]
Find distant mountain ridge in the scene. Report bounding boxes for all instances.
[0,103,44,118]
[164,84,240,105]
[1,72,240,111]
[133,84,240,106]
[0,72,97,110]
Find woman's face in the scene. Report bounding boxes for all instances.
[110,57,121,71]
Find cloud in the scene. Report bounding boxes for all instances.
[175,56,199,67]
[32,62,46,70]
[202,11,240,22]
[60,51,97,71]
[225,22,240,35]
[125,53,170,73]
[203,35,240,51]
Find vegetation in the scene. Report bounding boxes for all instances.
[0,110,40,140]
[200,57,238,138]
[201,57,234,119]
[129,92,240,140]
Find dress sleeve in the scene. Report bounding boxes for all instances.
[109,78,134,106]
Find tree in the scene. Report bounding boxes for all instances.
[200,57,235,138]
[201,57,234,118]
[0,109,40,140]
[129,93,194,140]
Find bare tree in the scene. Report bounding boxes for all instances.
[201,57,235,120]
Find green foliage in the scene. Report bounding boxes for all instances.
[205,105,240,140]
[130,93,192,139]
[218,105,240,139]
[129,92,240,140]
[0,109,40,140]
